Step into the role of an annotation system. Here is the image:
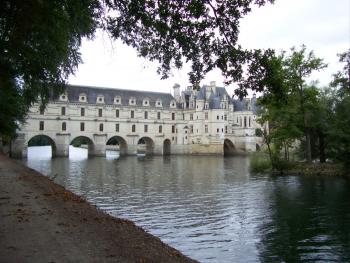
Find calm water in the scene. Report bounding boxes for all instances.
[26,146,350,262]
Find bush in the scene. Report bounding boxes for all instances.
[250,153,272,173]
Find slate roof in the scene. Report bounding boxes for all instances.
[232,97,258,114]
[190,86,233,109]
[58,85,177,108]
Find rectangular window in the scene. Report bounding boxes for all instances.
[217,115,219,120]
[144,111,148,119]
[217,128,219,133]
[39,121,44,131]
[159,125,162,133]
[172,125,175,133]
[132,124,136,132]
[172,112,175,120]
[115,124,119,132]
[205,112,208,120]
[131,110,134,118]
[244,116,247,128]
[224,114,227,121]
[205,125,208,133]
[99,123,103,132]
[80,122,85,131]
[144,125,148,133]
[98,108,102,117]
[116,109,119,118]
[249,117,251,127]
[81,108,85,117]
[61,107,66,116]
[62,122,66,131]
[190,114,193,120]
[225,126,228,133]
[190,125,193,134]
[157,112,161,120]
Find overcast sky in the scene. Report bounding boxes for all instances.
[68,0,350,96]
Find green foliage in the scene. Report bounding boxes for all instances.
[256,46,327,164]
[330,50,350,97]
[250,153,271,173]
[255,128,263,137]
[105,0,274,90]
[0,0,101,138]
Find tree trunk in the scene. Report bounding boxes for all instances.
[305,128,312,162]
[319,131,326,163]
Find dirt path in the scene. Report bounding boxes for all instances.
[0,154,197,263]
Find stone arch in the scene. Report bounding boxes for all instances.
[70,136,95,156]
[106,136,128,156]
[223,139,236,156]
[137,137,154,155]
[163,139,171,155]
[27,134,57,158]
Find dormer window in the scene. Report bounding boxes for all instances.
[97,95,104,104]
[205,103,209,109]
[143,98,150,107]
[79,93,87,103]
[60,93,68,101]
[129,97,136,106]
[170,100,176,108]
[156,99,162,107]
[114,96,121,104]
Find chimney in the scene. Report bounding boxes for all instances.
[210,81,216,94]
[173,83,181,102]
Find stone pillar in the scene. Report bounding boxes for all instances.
[55,133,70,157]
[153,144,163,155]
[127,144,137,155]
[92,134,107,156]
[10,133,26,158]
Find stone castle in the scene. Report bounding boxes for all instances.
[11,81,263,158]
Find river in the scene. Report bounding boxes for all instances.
[25,146,350,262]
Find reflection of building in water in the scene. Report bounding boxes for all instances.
[12,81,264,157]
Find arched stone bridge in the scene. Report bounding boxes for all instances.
[11,131,180,158]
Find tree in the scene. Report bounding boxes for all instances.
[330,50,350,97]
[1,0,276,140]
[327,50,350,167]
[0,0,101,139]
[253,47,326,163]
[105,0,274,86]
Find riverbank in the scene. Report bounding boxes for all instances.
[278,162,348,177]
[0,154,197,263]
